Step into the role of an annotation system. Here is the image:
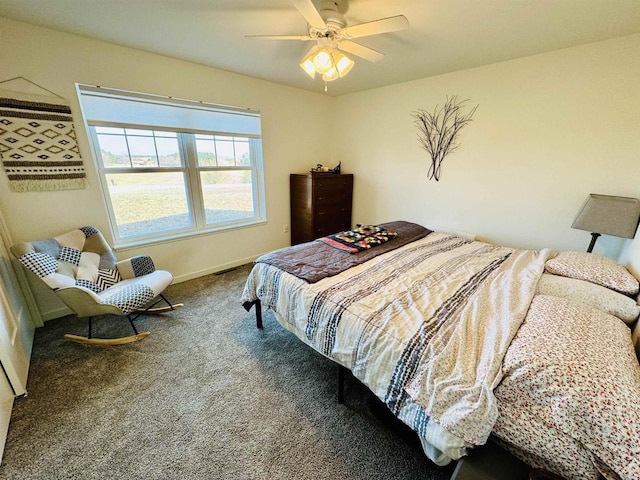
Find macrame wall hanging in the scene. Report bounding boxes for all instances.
[412,96,478,181]
[0,77,86,192]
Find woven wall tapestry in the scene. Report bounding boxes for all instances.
[0,88,86,192]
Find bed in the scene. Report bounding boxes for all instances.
[241,221,640,480]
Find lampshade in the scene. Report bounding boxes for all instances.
[312,49,333,74]
[571,194,640,252]
[322,68,339,82]
[572,194,640,238]
[300,46,320,79]
[334,52,354,76]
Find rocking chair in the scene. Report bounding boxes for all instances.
[11,226,183,345]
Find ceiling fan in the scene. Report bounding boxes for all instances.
[246,0,409,87]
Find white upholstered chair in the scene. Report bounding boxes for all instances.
[11,226,182,345]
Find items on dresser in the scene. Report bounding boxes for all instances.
[290,173,353,245]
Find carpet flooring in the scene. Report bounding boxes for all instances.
[0,264,455,479]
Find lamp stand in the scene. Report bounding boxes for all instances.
[586,232,601,253]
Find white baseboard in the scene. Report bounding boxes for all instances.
[0,375,15,464]
[171,254,260,284]
[41,306,73,322]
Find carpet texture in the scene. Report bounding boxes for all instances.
[0,264,455,479]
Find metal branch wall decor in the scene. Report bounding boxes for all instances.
[412,96,478,181]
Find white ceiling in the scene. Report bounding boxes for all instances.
[1,0,640,97]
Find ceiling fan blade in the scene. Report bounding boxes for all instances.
[338,40,385,62]
[245,34,313,41]
[292,0,327,29]
[342,15,409,39]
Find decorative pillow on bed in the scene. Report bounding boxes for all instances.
[495,295,640,480]
[536,273,640,324]
[319,224,398,253]
[544,251,639,296]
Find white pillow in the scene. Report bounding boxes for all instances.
[536,273,640,324]
[545,251,639,296]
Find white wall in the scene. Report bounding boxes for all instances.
[620,237,640,278]
[2,16,640,319]
[333,34,640,257]
[0,16,335,317]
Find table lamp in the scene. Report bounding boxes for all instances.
[571,194,640,252]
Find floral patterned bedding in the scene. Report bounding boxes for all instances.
[494,295,640,480]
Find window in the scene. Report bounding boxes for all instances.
[77,85,265,245]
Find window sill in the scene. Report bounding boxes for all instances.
[113,218,267,253]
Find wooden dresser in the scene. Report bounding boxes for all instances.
[290,173,353,245]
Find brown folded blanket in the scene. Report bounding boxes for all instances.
[255,220,432,283]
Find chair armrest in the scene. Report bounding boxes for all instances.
[116,255,156,280]
[55,286,123,317]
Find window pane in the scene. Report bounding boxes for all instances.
[215,139,235,166]
[125,128,153,136]
[98,134,130,168]
[127,136,158,167]
[234,139,250,166]
[105,172,192,238]
[195,138,217,166]
[200,170,254,224]
[156,137,181,167]
[95,126,124,134]
[155,131,177,138]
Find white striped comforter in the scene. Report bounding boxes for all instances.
[241,233,551,464]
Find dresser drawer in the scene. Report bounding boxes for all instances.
[315,176,352,190]
[315,204,351,220]
[314,177,353,201]
[314,220,351,238]
[315,209,351,235]
[314,191,352,206]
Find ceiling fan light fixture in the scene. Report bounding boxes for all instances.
[300,47,355,81]
[312,48,334,74]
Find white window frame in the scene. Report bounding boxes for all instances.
[77,85,266,247]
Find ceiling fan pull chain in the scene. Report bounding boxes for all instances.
[324,81,328,93]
